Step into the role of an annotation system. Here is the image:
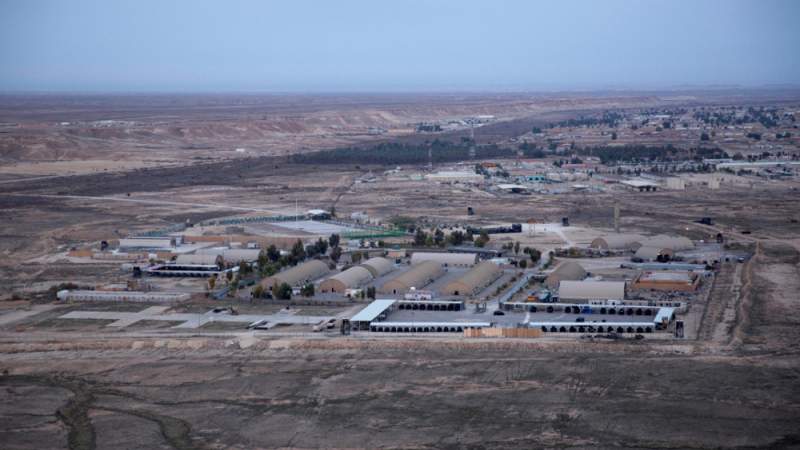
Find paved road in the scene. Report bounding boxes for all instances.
[59,307,331,329]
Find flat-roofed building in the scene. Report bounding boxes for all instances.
[261,260,330,290]
[544,261,587,289]
[442,261,502,296]
[319,266,374,293]
[119,237,175,250]
[175,254,221,266]
[558,280,626,301]
[379,261,445,295]
[197,248,261,264]
[57,290,190,303]
[631,271,700,292]
[410,252,477,268]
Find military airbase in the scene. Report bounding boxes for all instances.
[1,90,799,448]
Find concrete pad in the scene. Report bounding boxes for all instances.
[0,304,61,326]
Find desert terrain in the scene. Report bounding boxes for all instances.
[1,91,799,449]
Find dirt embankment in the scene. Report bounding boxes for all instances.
[738,240,800,355]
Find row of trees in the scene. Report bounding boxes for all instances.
[289,140,517,166]
[500,241,542,265]
[413,228,482,248]
[574,145,725,164]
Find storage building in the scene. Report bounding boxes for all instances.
[261,260,330,290]
[558,280,626,301]
[442,261,502,296]
[639,235,694,252]
[589,234,644,251]
[379,261,445,295]
[319,266,374,293]
[361,257,394,278]
[544,261,587,289]
[633,246,674,262]
[197,248,261,263]
[175,254,221,266]
[410,252,478,267]
[631,271,700,292]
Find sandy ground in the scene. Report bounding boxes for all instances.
[1,93,800,448]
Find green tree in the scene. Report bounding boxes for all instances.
[611,132,617,140]
[701,132,710,141]
[208,276,216,291]
[238,261,252,275]
[275,283,292,300]
[301,283,315,297]
[291,239,306,262]
[514,241,520,255]
[257,249,269,268]
[527,248,541,264]
[253,284,264,299]
[315,237,329,255]
[434,228,445,247]
[519,259,528,269]
[267,244,280,262]
[330,246,342,263]
[328,233,340,248]
[225,271,233,283]
[447,230,465,246]
[366,286,376,299]
[351,251,363,264]
[474,230,490,248]
[261,262,278,277]
[414,228,428,246]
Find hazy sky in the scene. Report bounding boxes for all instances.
[1,0,799,92]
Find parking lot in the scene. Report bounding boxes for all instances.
[383,305,655,327]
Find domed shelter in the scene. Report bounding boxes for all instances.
[361,257,394,278]
[544,261,587,289]
[379,261,445,295]
[589,234,644,251]
[639,235,694,252]
[443,261,502,296]
[261,260,330,290]
[319,266,374,293]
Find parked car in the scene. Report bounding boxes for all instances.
[492,310,505,316]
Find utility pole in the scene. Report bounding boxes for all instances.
[469,123,476,160]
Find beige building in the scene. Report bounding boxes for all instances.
[442,261,502,296]
[261,260,330,290]
[589,234,644,251]
[175,254,221,266]
[544,261,587,289]
[631,271,699,292]
[379,261,445,295]
[639,235,694,252]
[361,257,394,278]
[558,280,626,301]
[409,252,478,268]
[319,266,374,293]
[633,246,674,262]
